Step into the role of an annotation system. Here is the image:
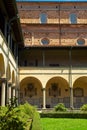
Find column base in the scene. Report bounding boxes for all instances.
[42,107,46,110]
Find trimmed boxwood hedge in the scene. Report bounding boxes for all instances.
[0,101,42,130]
[40,112,87,119]
[31,111,42,130]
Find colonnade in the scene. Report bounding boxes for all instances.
[41,87,73,109]
[0,78,18,106]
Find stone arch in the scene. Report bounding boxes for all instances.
[0,53,5,77]
[73,76,87,108]
[20,76,43,108]
[45,76,70,108]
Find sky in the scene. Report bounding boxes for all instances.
[16,0,87,2]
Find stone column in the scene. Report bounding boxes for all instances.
[1,79,6,106]
[42,88,46,109]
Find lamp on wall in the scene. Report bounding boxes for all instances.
[7,14,20,34]
[8,14,19,25]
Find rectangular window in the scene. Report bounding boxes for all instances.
[69,13,77,24]
[40,13,47,23]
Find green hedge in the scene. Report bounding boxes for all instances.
[54,103,67,112]
[40,112,87,119]
[80,104,87,111]
[31,112,42,130]
[0,101,42,130]
[0,102,33,130]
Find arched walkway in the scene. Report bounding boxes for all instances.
[73,76,87,108]
[20,76,43,107]
[46,76,70,108]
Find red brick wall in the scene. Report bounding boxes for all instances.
[17,2,87,47]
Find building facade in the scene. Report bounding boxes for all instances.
[1,0,87,109]
[0,0,23,106]
[17,1,87,109]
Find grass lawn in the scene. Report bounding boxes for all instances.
[41,118,87,130]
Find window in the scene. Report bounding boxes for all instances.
[41,38,50,45]
[40,13,47,23]
[77,38,85,45]
[69,13,77,24]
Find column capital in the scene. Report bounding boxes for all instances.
[42,88,46,91]
[70,87,73,90]
[0,78,7,83]
[12,83,16,88]
[12,86,16,89]
[8,82,12,87]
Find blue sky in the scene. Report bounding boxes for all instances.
[17,0,87,2]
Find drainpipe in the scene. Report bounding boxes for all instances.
[59,4,61,46]
[16,43,19,105]
[69,47,74,109]
[42,50,45,66]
